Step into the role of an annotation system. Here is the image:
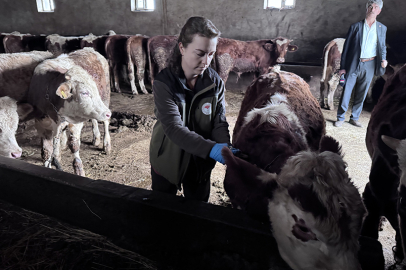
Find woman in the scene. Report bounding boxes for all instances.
[149,16,238,202]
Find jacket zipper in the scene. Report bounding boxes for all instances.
[187,83,216,125]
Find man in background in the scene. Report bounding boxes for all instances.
[334,0,387,128]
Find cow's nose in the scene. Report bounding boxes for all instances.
[106,111,111,119]
[11,151,22,158]
[277,57,285,63]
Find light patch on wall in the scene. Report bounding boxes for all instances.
[131,0,155,12]
[264,0,296,10]
[36,0,55,12]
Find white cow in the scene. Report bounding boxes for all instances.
[27,51,111,176]
[0,97,33,158]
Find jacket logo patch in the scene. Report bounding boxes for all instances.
[202,103,212,115]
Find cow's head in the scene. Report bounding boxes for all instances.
[0,97,33,158]
[54,66,111,123]
[223,139,365,270]
[263,38,298,65]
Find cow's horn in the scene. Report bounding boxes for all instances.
[381,135,401,151]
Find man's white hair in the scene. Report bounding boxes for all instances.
[366,0,383,9]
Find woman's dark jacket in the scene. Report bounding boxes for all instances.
[149,67,230,187]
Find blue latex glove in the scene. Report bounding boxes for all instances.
[209,143,240,165]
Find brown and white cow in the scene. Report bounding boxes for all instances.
[80,31,116,57]
[362,64,406,263]
[225,70,365,270]
[46,34,83,56]
[126,34,149,94]
[0,97,33,158]
[3,33,47,53]
[69,47,112,154]
[215,37,298,83]
[147,36,298,84]
[27,49,111,176]
[105,34,133,93]
[319,38,345,110]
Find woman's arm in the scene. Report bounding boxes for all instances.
[153,80,215,159]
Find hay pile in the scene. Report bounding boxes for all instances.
[0,200,162,270]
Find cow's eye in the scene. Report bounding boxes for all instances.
[81,91,90,97]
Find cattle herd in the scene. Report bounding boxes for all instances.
[0,30,406,269]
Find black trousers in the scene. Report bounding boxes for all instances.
[151,166,211,202]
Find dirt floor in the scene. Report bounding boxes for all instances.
[12,78,397,269]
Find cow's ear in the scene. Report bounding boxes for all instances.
[319,135,343,157]
[223,147,277,222]
[263,43,275,52]
[16,103,34,121]
[288,45,298,52]
[382,135,401,151]
[56,83,72,99]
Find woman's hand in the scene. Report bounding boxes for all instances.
[210,143,240,164]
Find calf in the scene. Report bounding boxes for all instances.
[225,70,365,270]
[362,64,406,263]
[126,35,149,94]
[319,38,345,110]
[105,34,132,93]
[3,33,47,53]
[27,50,111,176]
[80,30,116,57]
[46,34,83,56]
[0,97,33,158]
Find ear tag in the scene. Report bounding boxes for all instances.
[61,91,67,99]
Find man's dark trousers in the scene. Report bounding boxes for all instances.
[337,59,376,121]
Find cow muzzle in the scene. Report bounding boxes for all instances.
[277,57,285,63]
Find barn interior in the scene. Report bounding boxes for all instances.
[1,0,405,269]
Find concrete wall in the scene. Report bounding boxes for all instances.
[0,0,405,63]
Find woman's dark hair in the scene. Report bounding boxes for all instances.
[169,16,221,76]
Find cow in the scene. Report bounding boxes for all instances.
[147,36,298,84]
[0,97,33,158]
[3,33,47,53]
[319,38,345,110]
[224,70,366,270]
[46,34,83,56]
[147,35,177,84]
[105,34,132,93]
[27,49,112,176]
[69,47,112,154]
[214,37,298,83]
[126,34,150,94]
[80,30,116,57]
[362,64,406,264]
[0,51,54,102]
